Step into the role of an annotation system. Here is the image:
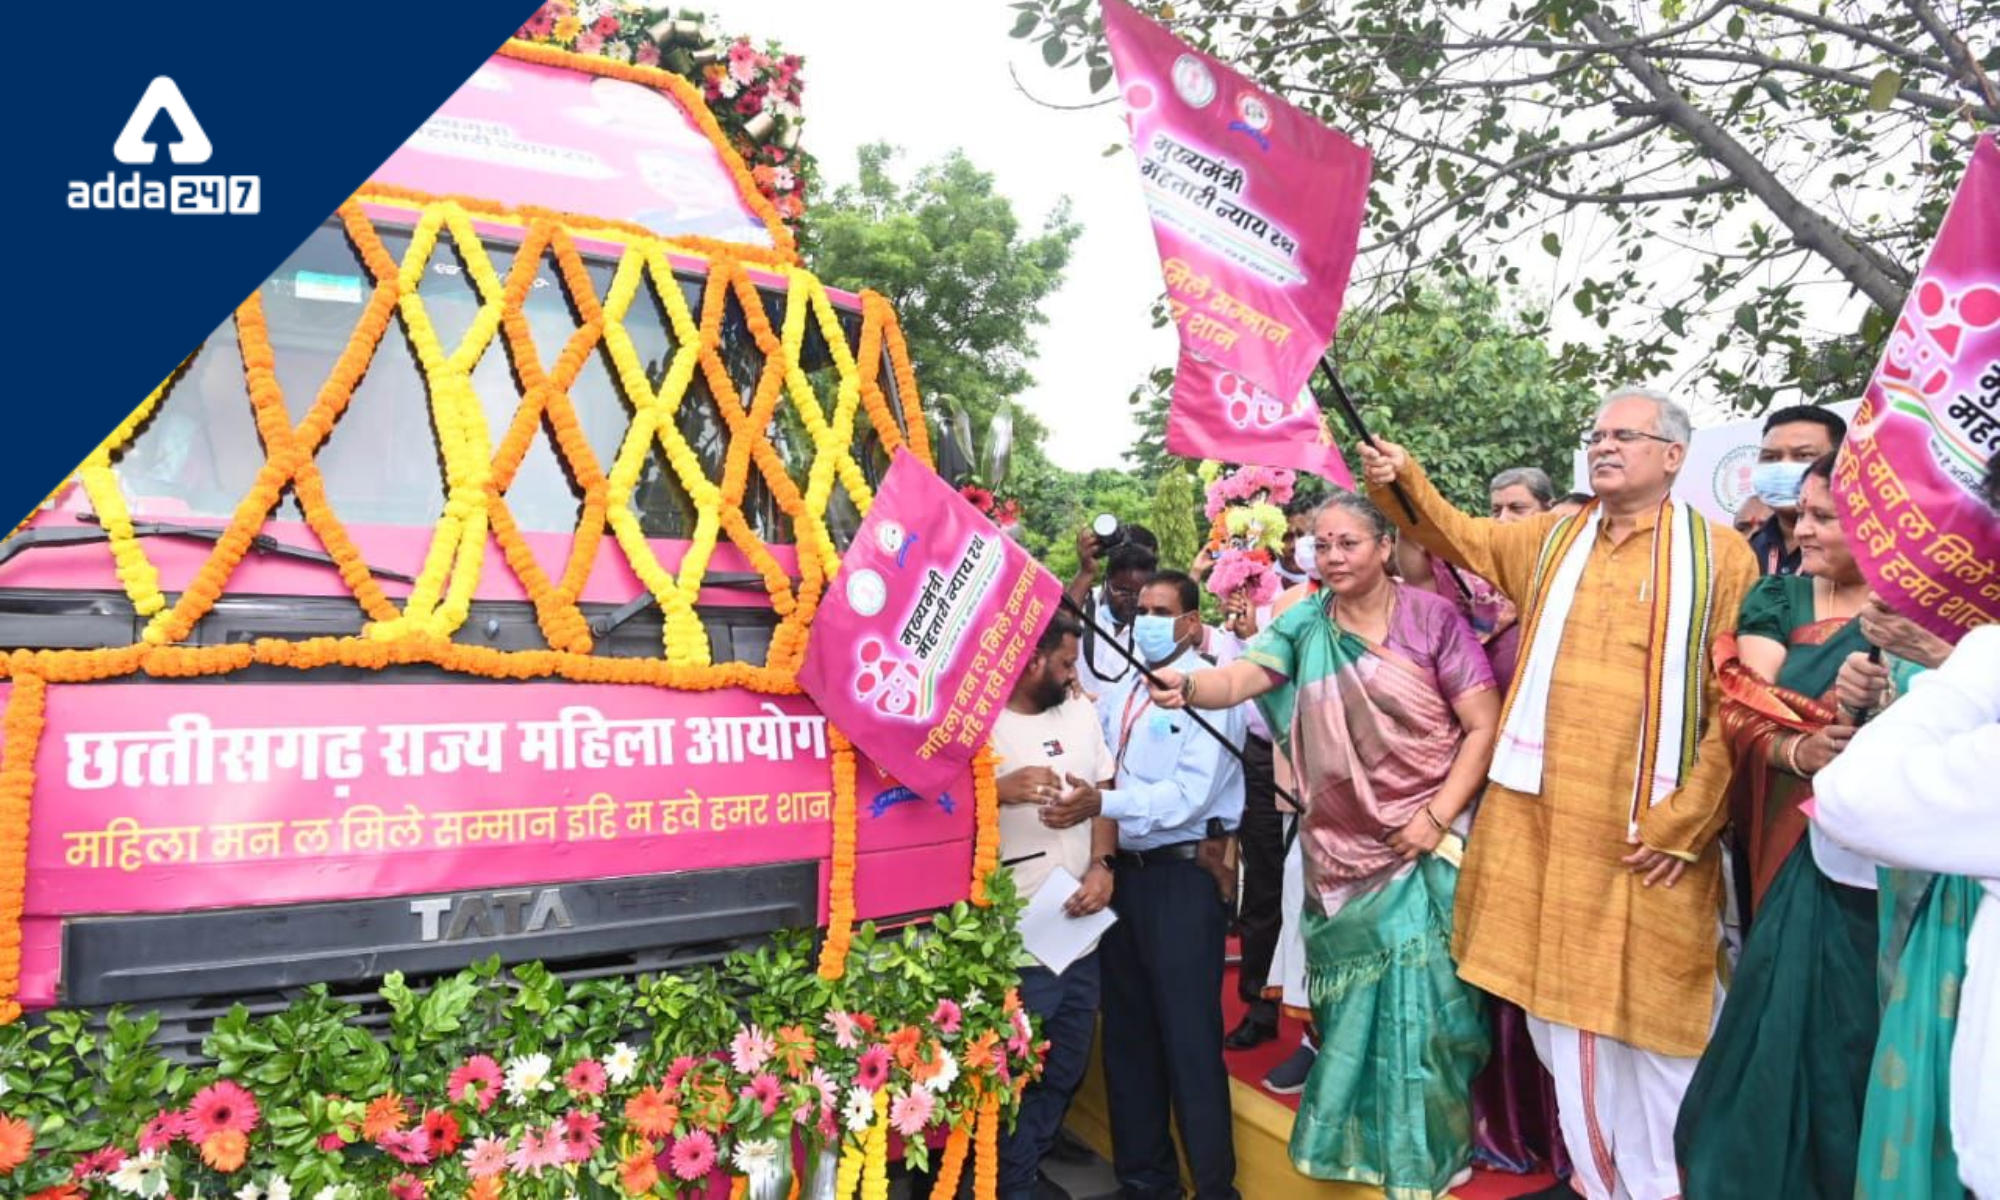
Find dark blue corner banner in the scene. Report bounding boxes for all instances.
[0,1,541,525]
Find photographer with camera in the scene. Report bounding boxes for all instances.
[1068,515,1161,718]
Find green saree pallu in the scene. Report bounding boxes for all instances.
[1856,870,1975,1200]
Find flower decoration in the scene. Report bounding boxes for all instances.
[1202,464,1293,608]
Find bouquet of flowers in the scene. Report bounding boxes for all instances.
[1200,463,1294,608]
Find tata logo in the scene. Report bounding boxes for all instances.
[68,76,260,214]
[409,888,576,943]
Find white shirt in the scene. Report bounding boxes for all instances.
[1096,646,1246,850]
[1203,609,1273,741]
[1814,624,2000,1197]
[990,696,1116,905]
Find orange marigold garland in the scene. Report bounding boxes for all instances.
[816,725,859,981]
[0,673,46,1024]
[929,1115,973,1200]
[973,1088,1000,1200]
[967,748,1001,907]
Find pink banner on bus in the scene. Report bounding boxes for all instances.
[1835,134,2000,643]
[371,51,774,245]
[796,451,1062,801]
[23,680,969,918]
[1102,0,1370,485]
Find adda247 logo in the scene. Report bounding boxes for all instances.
[67,77,260,214]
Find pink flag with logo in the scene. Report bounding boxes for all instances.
[797,451,1064,800]
[1102,0,1371,486]
[1834,134,2000,644]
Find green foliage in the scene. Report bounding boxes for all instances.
[1336,276,1600,510]
[809,143,1082,442]
[1149,464,1203,575]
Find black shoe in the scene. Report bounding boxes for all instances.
[1043,1127,1095,1165]
[1034,1173,1073,1200]
[1508,1181,1583,1200]
[1224,1013,1277,1050]
[1261,1042,1316,1094]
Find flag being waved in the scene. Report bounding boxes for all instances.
[1102,0,1372,485]
[1834,133,2000,644]
[796,451,1063,801]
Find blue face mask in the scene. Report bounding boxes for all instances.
[1133,614,1182,664]
[1751,460,1811,509]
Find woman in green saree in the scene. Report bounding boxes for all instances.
[1146,492,1500,1199]
[1674,453,1875,1198]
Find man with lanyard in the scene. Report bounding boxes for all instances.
[1358,387,1757,1200]
[1746,405,1846,576]
[990,611,1118,1200]
[1067,536,1160,715]
[1043,569,1245,1200]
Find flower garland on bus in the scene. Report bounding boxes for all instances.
[510,2,815,232]
[0,893,1043,1199]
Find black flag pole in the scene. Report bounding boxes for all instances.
[1311,359,1474,602]
[1058,593,1304,814]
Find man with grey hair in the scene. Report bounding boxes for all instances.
[1357,386,1756,1200]
[1489,467,1557,522]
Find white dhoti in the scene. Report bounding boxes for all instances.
[1526,1019,1696,1200]
[1267,818,1308,1016]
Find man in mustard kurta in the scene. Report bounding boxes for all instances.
[1358,388,1756,1200]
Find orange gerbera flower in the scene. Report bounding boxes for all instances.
[362,1093,410,1139]
[886,1025,923,1070]
[199,1129,247,1173]
[618,1146,660,1195]
[623,1086,677,1139]
[0,1115,32,1174]
[773,1024,816,1075]
[27,1186,83,1200]
[467,1176,502,1200]
[963,1032,999,1072]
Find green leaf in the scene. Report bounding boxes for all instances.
[1010,10,1039,37]
[1734,303,1760,334]
[1041,35,1066,68]
[1089,63,1114,92]
[1867,69,1901,111]
[1661,306,1687,337]
[1540,232,1562,257]
[1758,78,1791,109]
[1726,12,1745,38]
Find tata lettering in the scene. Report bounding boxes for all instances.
[409,888,575,943]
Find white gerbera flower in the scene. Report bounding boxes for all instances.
[267,1177,293,1200]
[919,1047,959,1095]
[842,1085,875,1134]
[504,1052,556,1102]
[732,1137,784,1182]
[110,1151,169,1199]
[603,1041,640,1086]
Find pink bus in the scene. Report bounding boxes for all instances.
[0,43,971,1041]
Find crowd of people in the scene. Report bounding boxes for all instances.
[981,385,2000,1200]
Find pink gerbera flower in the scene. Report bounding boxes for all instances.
[462,1136,509,1180]
[855,1046,891,1093]
[889,1088,935,1139]
[448,1055,503,1112]
[377,1128,432,1166]
[185,1080,260,1137]
[741,1073,782,1117]
[931,999,964,1036]
[564,1059,607,1098]
[663,1054,700,1093]
[730,1025,775,1074]
[507,1125,565,1178]
[635,42,660,66]
[138,1110,185,1152]
[558,1110,603,1162]
[72,1147,126,1179]
[825,1010,862,1050]
[795,1066,837,1124]
[668,1130,717,1182]
[388,1173,426,1200]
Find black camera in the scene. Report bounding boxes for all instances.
[1091,513,1127,554]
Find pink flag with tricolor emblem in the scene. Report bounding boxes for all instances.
[1834,134,2000,644]
[1102,0,1371,485]
[797,451,1063,800]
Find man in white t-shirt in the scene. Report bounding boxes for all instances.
[991,611,1118,1200]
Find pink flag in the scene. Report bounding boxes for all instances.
[1102,0,1371,485]
[797,451,1064,800]
[1834,133,2000,644]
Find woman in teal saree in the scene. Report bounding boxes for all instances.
[1147,492,1500,1198]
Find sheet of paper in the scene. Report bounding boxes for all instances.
[1018,865,1118,975]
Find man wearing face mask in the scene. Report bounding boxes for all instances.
[1042,569,1246,1200]
[991,611,1118,1200]
[1746,406,1847,576]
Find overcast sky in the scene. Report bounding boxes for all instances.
[711,0,1172,471]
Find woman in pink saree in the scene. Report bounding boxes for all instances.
[1150,492,1500,1197]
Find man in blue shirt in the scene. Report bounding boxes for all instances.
[1043,569,1245,1199]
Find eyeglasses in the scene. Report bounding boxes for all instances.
[1583,428,1676,447]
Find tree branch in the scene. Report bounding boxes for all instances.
[1900,0,2000,113]
[1646,45,1997,121]
[1733,0,1952,76]
[1576,11,1912,311]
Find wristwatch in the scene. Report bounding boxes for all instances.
[1097,854,1117,874]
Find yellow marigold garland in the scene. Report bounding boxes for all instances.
[860,1091,889,1200]
[0,674,43,1024]
[74,362,183,616]
[835,1123,865,1200]
[968,748,1001,907]
[816,725,859,981]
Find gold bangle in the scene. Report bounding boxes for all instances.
[1782,732,1808,777]
[1422,806,1447,833]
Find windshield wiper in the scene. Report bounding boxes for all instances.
[0,514,415,582]
[590,572,800,637]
